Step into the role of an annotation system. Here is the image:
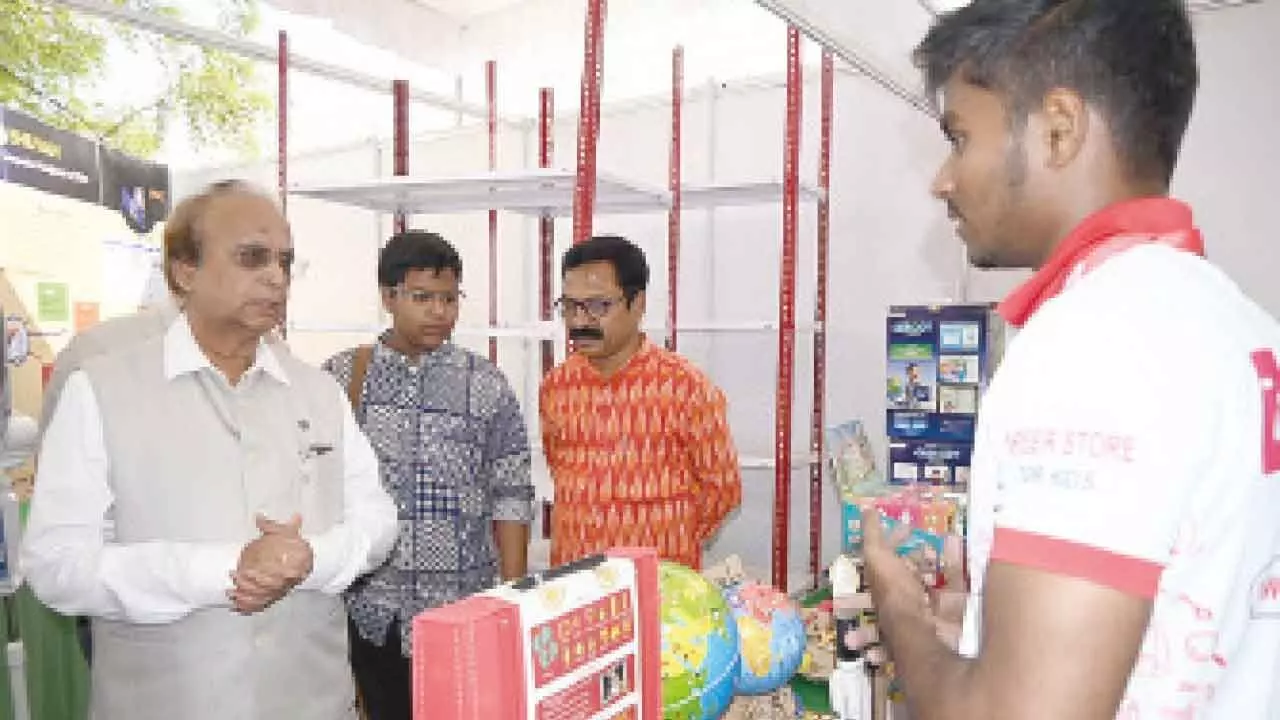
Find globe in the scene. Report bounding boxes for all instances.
[723,581,807,695]
[658,561,741,719]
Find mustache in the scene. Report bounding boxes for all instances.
[569,327,604,341]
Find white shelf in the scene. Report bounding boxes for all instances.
[284,322,557,339]
[741,454,819,470]
[290,168,669,217]
[452,324,558,339]
[289,170,824,217]
[286,321,824,338]
[650,321,824,334]
[682,180,825,209]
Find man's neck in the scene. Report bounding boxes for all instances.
[384,333,437,361]
[1033,181,1169,268]
[187,313,260,385]
[588,334,644,378]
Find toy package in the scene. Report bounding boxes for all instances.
[841,489,963,589]
[411,548,661,720]
[827,418,961,589]
[825,420,889,503]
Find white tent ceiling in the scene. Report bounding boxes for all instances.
[264,0,1273,121]
[42,0,1272,168]
[413,0,532,20]
[262,0,948,116]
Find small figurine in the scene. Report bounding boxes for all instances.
[828,555,876,720]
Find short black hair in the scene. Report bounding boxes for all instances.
[377,230,462,288]
[914,0,1198,186]
[561,234,649,302]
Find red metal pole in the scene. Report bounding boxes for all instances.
[810,51,834,588]
[539,88,556,377]
[277,30,289,340]
[773,26,802,592]
[539,87,555,541]
[571,0,607,245]
[277,30,288,215]
[487,61,499,364]
[667,46,683,352]
[393,79,410,235]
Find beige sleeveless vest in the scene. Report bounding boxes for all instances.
[82,334,356,720]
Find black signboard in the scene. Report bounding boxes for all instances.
[99,146,171,234]
[0,107,101,204]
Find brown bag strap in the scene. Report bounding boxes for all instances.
[346,344,374,411]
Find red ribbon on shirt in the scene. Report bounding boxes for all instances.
[996,197,1206,328]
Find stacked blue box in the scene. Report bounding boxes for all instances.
[885,304,1005,491]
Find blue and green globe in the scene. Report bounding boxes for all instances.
[723,581,807,695]
[658,561,740,719]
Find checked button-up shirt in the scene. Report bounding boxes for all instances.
[324,334,534,655]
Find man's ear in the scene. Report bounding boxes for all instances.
[630,290,646,316]
[171,260,196,296]
[380,287,396,315]
[1039,87,1089,170]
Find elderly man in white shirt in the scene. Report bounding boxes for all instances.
[37,238,285,667]
[20,179,398,720]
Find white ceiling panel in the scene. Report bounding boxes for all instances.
[414,0,533,21]
[267,0,467,70]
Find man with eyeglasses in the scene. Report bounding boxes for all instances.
[35,182,296,667]
[21,179,399,720]
[41,183,289,445]
[539,234,742,571]
[321,229,534,720]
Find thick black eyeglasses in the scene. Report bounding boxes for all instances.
[553,296,625,319]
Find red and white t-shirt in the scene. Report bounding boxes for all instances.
[960,200,1280,718]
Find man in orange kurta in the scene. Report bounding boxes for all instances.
[540,235,742,570]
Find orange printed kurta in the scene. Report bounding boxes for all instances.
[539,338,742,570]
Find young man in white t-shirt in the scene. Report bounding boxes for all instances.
[859,1,1280,718]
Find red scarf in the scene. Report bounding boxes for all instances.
[997,197,1206,328]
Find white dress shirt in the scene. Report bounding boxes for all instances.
[20,316,397,625]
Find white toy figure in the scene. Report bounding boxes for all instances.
[828,555,875,720]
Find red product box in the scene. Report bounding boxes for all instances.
[412,547,661,720]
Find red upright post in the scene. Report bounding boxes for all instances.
[393,79,410,235]
[487,61,499,364]
[773,26,802,592]
[539,88,556,377]
[277,30,288,215]
[810,52,834,587]
[571,0,607,245]
[666,46,683,352]
[277,30,289,340]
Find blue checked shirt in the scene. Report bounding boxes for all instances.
[323,334,534,656]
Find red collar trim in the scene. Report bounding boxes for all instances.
[997,198,1205,328]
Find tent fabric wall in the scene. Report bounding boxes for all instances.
[173,1,1280,589]
[175,61,953,589]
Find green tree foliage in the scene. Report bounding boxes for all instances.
[0,0,271,159]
